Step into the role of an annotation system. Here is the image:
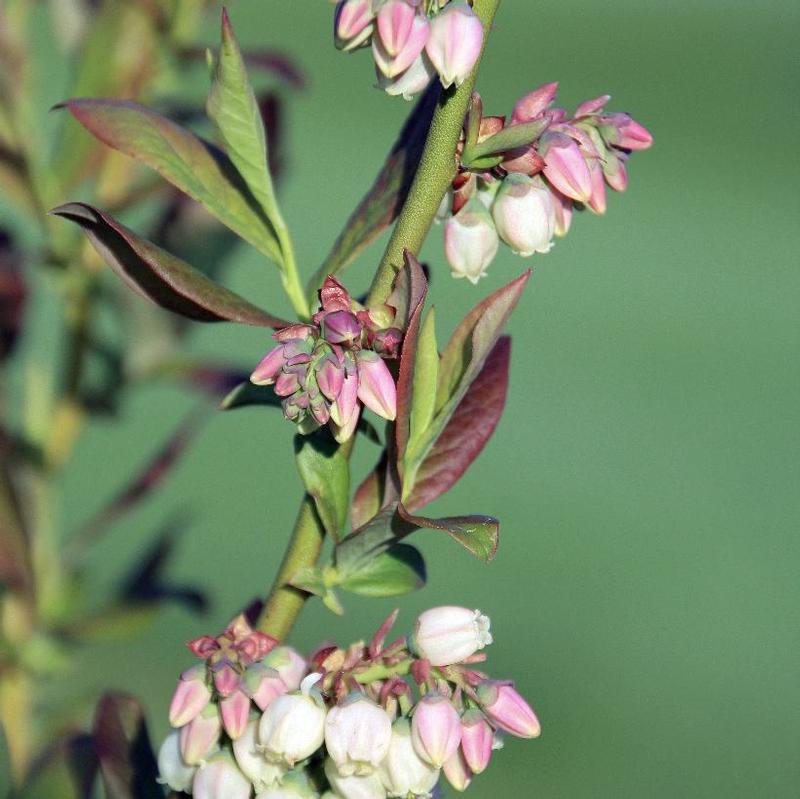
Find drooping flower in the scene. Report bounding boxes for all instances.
[379,717,440,798]
[444,200,499,284]
[491,174,556,256]
[413,605,493,666]
[477,681,541,738]
[426,2,484,89]
[325,694,393,776]
[411,693,462,767]
[157,729,197,793]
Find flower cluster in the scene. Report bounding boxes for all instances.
[442,83,653,283]
[333,0,484,99]
[250,277,401,441]
[157,606,540,798]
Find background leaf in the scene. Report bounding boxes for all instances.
[338,543,426,597]
[407,336,511,511]
[59,98,283,261]
[306,83,439,294]
[50,203,289,327]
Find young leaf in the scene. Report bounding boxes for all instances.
[406,336,511,511]
[50,203,289,327]
[93,693,162,799]
[335,504,415,573]
[58,98,283,262]
[207,11,286,266]
[405,307,439,467]
[307,82,440,295]
[398,505,499,563]
[463,118,550,162]
[295,432,350,543]
[338,543,426,597]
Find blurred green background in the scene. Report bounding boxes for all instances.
[3,0,799,796]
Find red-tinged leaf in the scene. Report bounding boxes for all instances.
[65,410,207,560]
[0,429,31,592]
[50,203,289,327]
[56,98,282,262]
[406,337,511,511]
[93,693,162,799]
[398,505,499,563]
[0,229,26,363]
[395,253,429,468]
[307,82,440,295]
[387,248,429,332]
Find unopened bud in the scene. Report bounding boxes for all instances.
[540,131,593,203]
[169,665,211,728]
[373,1,430,78]
[379,717,440,798]
[193,752,251,799]
[444,201,499,285]
[443,748,472,792]
[492,174,555,256]
[598,113,653,151]
[325,694,393,776]
[220,688,251,740]
[157,729,196,793]
[251,345,286,385]
[263,646,308,691]
[426,2,483,89]
[356,351,397,421]
[323,310,362,345]
[335,0,375,52]
[378,52,436,100]
[180,703,221,765]
[512,82,559,123]
[477,681,541,739]
[245,664,289,711]
[411,693,462,767]
[459,709,493,774]
[212,662,239,697]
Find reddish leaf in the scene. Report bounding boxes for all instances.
[93,693,162,799]
[0,230,26,363]
[407,336,511,511]
[307,82,440,293]
[50,203,289,327]
[0,428,31,592]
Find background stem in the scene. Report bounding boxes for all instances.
[257,0,502,640]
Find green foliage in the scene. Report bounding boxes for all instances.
[338,544,426,597]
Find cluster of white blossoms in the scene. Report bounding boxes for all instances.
[157,607,540,798]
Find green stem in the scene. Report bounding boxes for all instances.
[278,227,311,320]
[257,0,502,640]
[367,0,502,306]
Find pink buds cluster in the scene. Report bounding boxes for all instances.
[442,83,653,282]
[158,606,539,797]
[333,0,484,100]
[250,277,400,442]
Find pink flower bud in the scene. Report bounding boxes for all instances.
[491,174,555,256]
[377,52,436,100]
[325,758,386,799]
[212,662,239,697]
[335,0,375,52]
[373,2,430,78]
[220,688,251,740]
[331,403,361,444]
[444,201,499,285]
[233,719,286,791]
[250,344,286,386]
[356,351,397,421]
[263,646,308,691]
[169,665,211,727]
[551,188,573,237]
[316,356,345,401]
[258,675,327,767]
[330,364,359,427]
[157,729,196,793]
[575,94,611,118]
[599,113,653,151]
[459,709,493,774]
[180,704,221,765]
[477,681,541,738]
[323,310,362,345]
[411,693,462,767]
[372,327,403,358]
[379,717,440,797]
[325,694,393,776]
[193,753,251,799]
[413,606,492,667]
[540,132,593,203]
[245,664,289,711]
[602,149,628,193]
[426,2,484,89]
[443,748,472,792]
[512,82,559,123]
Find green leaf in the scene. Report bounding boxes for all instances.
[207,10,285,267]
[50,203,288,327]
[93,693,162,799]
[335,505,414,573]
[398,506,499,563]
[464,118,550,161]
[406,307,439,468]
[307,83,439,296]
[339,544,426,597]
[58,98,283,262]
[289,566,344,615]
[294,433,350,542]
